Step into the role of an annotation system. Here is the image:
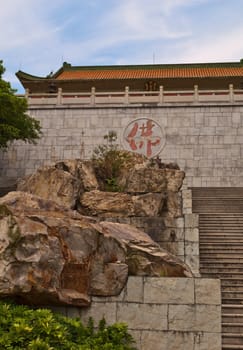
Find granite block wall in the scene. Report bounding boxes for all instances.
[1,104,243,188]
[52,277,221,350]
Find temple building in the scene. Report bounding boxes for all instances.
[17,60,243,93]
[2,59,240,189]
[2,61,243,348]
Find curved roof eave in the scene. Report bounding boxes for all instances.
[16,70,51,81]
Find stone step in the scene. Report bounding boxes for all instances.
[201,252,243,257]
[199,227,243,231]
[222,345,243,349]
[201,262,243,269]
[200,242,243,246]
[195,208,243,212]
[223,314,243,323]
[201,272,243,279]
[222,304,243,314]
[222,291,243,299]
[199,213,243,216]
[201,267,243,273]
[193,198,243,203]
[200,217,243,220]
[202,273,243,279]
[222,286,243,292]
[200,218,243,220]
[222,298,243,305]
[200,238,243,242]
[192,186,243,194]
[200,219,243,222]
[223,323,243,333]
[194,208,243,214]
[199,211,243,213]
[194,198,243,202]
[200,227,243,230]
[222,333,243,345]
[200,247,243,251]
[200,232,243,236]
[200,252,243,261]
[201,257,243,261]
[200,236,243,240]
[194,200,243,203]
[193,188,243,348]
[200,228,243,231]
[201,260,243,266]
[200,224,243,227]
[222,279,243,286]
[194,206,243,210]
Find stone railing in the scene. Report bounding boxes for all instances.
[18,84,243,106]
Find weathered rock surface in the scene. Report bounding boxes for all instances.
[17,165,80,209]
[17,154,185,219]
[0,192,192,306]
[79,190,135,217]
[17,160,99,210]
[79,190,165,217]
[121,168,168,193]
[55,160,99,191]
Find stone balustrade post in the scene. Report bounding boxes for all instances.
[194,85,199,102]
[57,87,62,105]
[229,84,234,103]
[124,86,129,104]
[159,85,164,104]
[91,87,96,105]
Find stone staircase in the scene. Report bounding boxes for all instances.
[192,188,243,350]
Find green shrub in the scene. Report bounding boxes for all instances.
[92,131,132,192]
[0,301,137,350]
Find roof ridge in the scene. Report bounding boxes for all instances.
[59,60,243,73]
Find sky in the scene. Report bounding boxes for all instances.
[1,0,243,93]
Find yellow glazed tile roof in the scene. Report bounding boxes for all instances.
[56,67,243,80]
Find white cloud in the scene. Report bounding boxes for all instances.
[1,0,243,92]
[171,26,243,63]
[99,0,191,41]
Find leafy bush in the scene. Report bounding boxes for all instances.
[92,131,132,192]
[0,301,137,350]
[0,60,42,149]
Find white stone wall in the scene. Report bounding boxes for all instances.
[53,277,221,350]
[1,104,243,187]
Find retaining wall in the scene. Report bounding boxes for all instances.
[53,277,221,350]
[1,104,243,188]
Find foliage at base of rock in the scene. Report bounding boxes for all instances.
[0,300,137,350]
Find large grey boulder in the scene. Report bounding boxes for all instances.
[0,192,192,306]
[17,160,99,209]
[79,190,165,217]
[17,155,184,218]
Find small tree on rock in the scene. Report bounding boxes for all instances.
[0,60,41,148]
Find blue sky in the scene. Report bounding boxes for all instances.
[1,0,243,93]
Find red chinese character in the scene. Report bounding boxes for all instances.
[126,122,139,151]
[126,119,161,157]
[140,120,154,137]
